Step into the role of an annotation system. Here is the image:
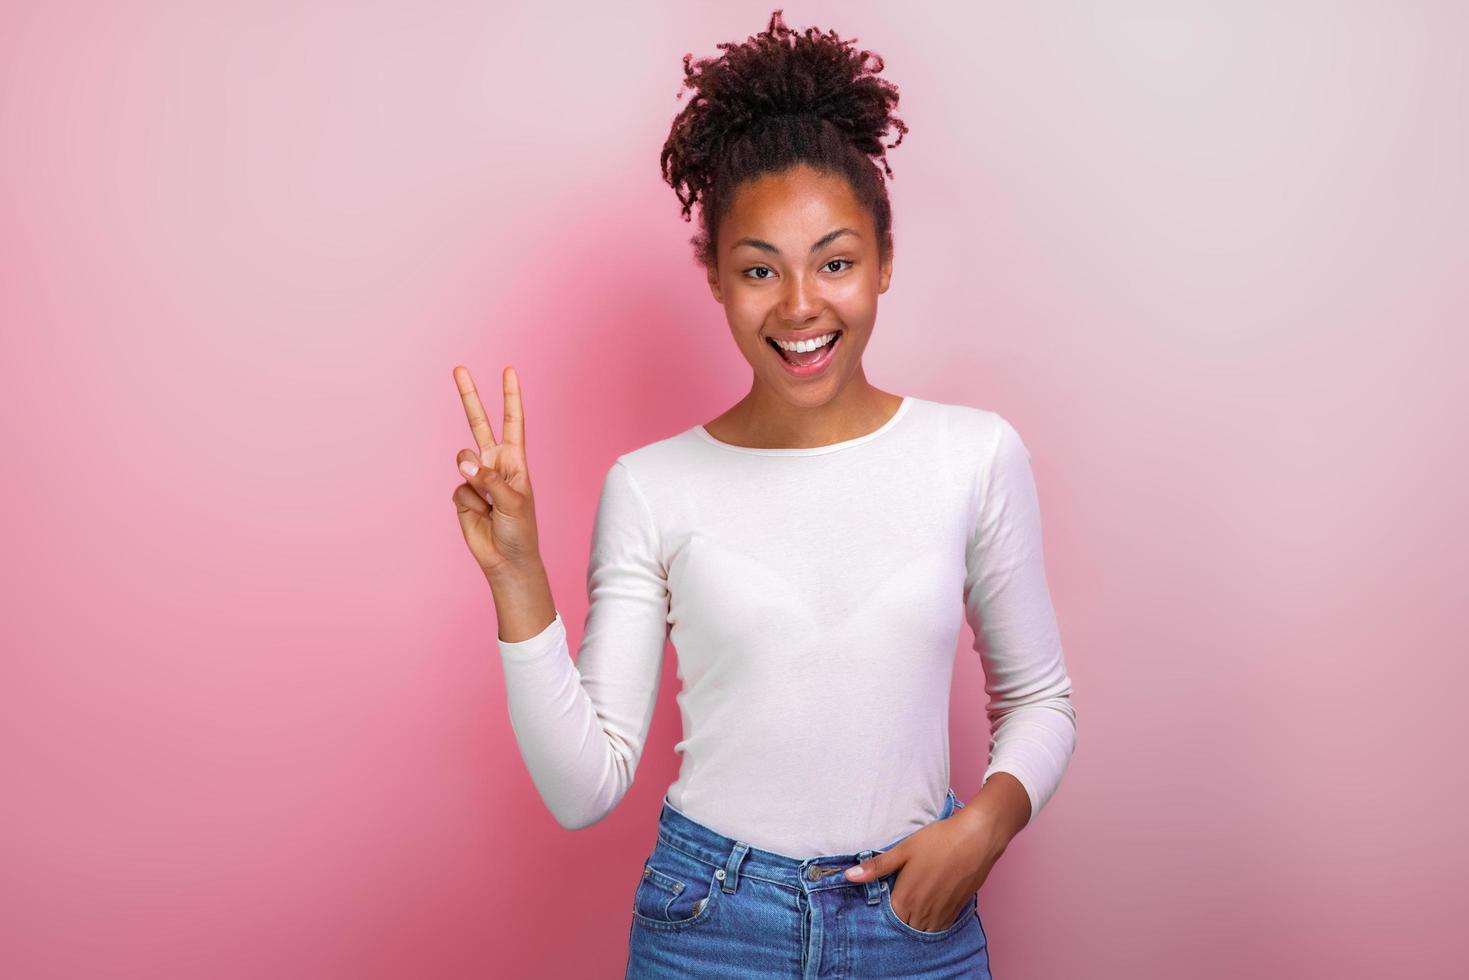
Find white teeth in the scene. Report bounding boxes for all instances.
[773,332,837,353]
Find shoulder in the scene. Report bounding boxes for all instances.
[908,396,1018,456]
[907,399,1037,518]
[601,425,705,494]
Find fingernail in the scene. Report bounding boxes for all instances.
[459,460,478,478]
[846,866,865,880]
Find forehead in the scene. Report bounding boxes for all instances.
[722,166,866,236]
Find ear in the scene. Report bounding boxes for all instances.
[877,250,893,294]
[706,264,724,305]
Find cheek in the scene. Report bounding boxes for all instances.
[829,274,877,308]
[724,297,770,337]
[726,287,770,315]
[830,294,877,329]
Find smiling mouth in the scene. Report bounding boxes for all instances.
[767,330,842,365]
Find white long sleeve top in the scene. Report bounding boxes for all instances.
[495,395,1076,858]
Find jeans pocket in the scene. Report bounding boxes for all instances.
[630,837,721,931]
[877,872,977,942]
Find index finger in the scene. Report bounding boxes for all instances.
[453,365,498,455]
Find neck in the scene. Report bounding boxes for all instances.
[711,378,902,450]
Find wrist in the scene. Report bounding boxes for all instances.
[487,559,558,644]
[485,555,546,590]
[958,773,1031,849]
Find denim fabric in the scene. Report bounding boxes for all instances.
[625,788,992,979]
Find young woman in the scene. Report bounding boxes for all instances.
[450,11,1076,978]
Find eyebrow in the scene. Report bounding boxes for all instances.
[731,227,859,256]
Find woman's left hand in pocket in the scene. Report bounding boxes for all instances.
[842,808,1009,932]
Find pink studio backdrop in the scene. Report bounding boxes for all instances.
[3,2,1464,978]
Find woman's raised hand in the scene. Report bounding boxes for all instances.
[451,365,542,582]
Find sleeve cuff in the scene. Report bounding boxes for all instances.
[982,763,1044,828]
[496,610,566,663]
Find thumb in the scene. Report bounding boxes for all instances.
[458,457,517,512]
[845,848,899,882]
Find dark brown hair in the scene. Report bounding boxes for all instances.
[660,9,908,273]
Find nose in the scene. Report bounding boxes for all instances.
[777,269,822,324]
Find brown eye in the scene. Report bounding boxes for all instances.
[824,259,852,273]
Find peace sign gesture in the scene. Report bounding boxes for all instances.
[451,365,542,582]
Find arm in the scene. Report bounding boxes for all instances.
[957,416,1077,841]
[494,459,670,831]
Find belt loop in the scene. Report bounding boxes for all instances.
[722,841,750,894]
[857,848,881,904]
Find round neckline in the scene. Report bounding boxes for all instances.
[693,396,914,457]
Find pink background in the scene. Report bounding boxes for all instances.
[3,2,1465,978]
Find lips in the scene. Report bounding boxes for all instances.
[767,330,842,377]
[766,330,841,361]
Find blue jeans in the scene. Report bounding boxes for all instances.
[625,788,992,978]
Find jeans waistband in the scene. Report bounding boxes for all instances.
[653,788,965,896]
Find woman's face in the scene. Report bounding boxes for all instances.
[706,165,892,407]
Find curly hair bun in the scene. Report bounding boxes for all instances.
[661,9,908,270]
